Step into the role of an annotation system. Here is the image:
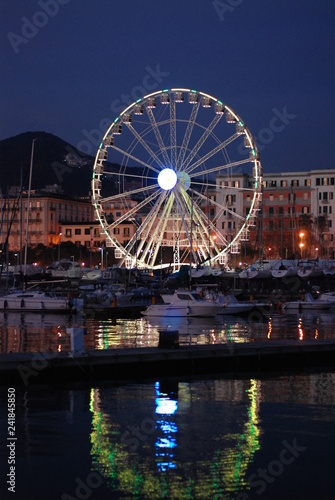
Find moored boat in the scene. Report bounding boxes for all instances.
[0,289,72,313]
[281,292,333,311]
[142,290,222,317]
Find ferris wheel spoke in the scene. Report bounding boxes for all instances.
[189,157,252,179]
[146,107,170,166]
[191,180,256,192]
[145,195,175,267]
[107,190,161,232]
[124,123,165,169]
[101,184,158,204]
[104,170,158,182]
[181,113,222,171]
[185,133,240,175]
[174,190,198,262]
[188,187,245,222]
[177,100,200,170]
[134,192,170,263]
[170,95,177,168]
[112,145,160,174]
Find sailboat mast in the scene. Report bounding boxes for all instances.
[24,139,36,277]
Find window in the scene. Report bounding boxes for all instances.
[288,207,295,214]
[279,194,283,201]
[114,228,120,235]
[116,211,121,217]
[280,180,287,187]
[269,194,274,201]
[210,208,215,217]
[278,207,284,215]
[84,228,90,235]
[269,207,274,215]
[303,193,308,200]
[322,177,329,186]
[246,194,251,202]
[221,222,225,229]
[316,178,320,186]
[75,228,81,235]
[270,180,277,187]
[65,229,72,237]
[323,206,328,214]
[123,228,130,236]
[234,181,239,188]
[291,179,299,187]
[269,220,274,230]
[302,206,310,214]
[329,192,334,200]
[323,192,328,201]
[304,179,311,187]
[288,193,296,202]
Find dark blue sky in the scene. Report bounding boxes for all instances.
[1,0,334,172]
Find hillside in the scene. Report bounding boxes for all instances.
[0,132,94,196]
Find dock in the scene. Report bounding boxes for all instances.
[1,339,335,386]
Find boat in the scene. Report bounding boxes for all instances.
[216,293,254,315]
[281,292,333,311]
[239,260,279,279]
[142,290,222,317]
[318,291,335,305]
[46,259,86,280]
[271,260,298,279]
[0,289,73,313]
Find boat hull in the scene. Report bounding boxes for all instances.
[142,303,221,317]
[0,292,71,313]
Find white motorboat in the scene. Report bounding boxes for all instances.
[281,292,333,311]
[142,290,222,317]
[0,289,72,313]
[216,294,254,315]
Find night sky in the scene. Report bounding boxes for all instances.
[1,0,334,173]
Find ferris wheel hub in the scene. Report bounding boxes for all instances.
[157,168,177,190]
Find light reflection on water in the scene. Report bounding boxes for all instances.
[1,310,335,353]
[2,374,334,499]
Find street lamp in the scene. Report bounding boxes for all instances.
[99,247,104,270]
[299,232,304,259]
[58,232,62,260]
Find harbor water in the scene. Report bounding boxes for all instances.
[1,310,335,499]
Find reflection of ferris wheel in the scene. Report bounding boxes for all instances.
[92,88,262,269]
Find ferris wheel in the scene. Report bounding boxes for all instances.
[92,88,262,269]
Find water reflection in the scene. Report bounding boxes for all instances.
[2,373,335,499]
[1,309,335,354]
[88,379,261,498]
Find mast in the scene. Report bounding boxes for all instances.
[24,139,37,278]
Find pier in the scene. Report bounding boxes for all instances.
[1,339,335,386]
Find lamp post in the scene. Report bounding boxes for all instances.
[299,232,304,259]
[99,247,104,270]
[58,232,62,261]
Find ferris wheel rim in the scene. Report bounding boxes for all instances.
[92,88,262,269]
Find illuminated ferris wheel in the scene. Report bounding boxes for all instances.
[92,88,262,269]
